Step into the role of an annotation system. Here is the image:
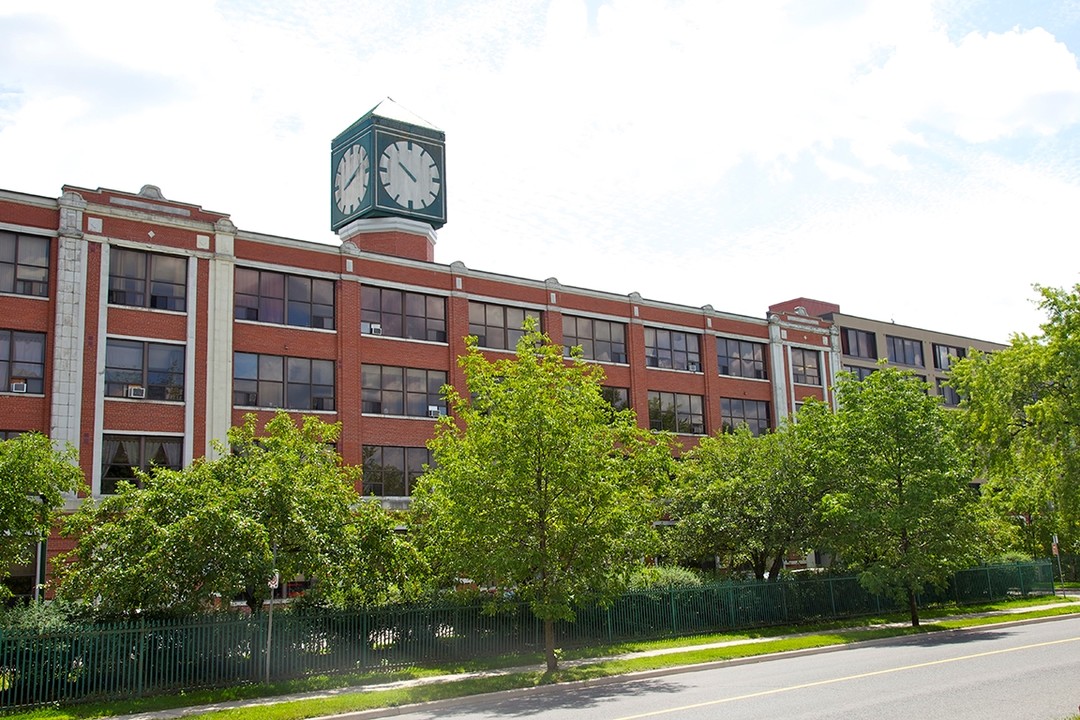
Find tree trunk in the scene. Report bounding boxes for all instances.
[767,552,785,582]
[544,617,558,672]
[907,588,920,627]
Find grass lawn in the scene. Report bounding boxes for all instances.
[4,596,1077,720]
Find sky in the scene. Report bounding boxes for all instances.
[2,0,1080,344]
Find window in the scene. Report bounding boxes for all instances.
[602,386,630,411]
[100,435,182,494]
[362,446,433,496]
[937,377,961,406]
[791,348,821,385]
[562,316,627,363]
[841,328,877,359]
[235,268,334,329]
[0,430,23,440]
[717,338,767,379]
[843,364,875,381]
[887,335,924,367]
[721,398,770,436]
[468,302,540,350]
[233,353,335,410]
[104,339,184,401]
[0,232,49,297]
[361,286,446,342]
[361,365,447,417]
[108,247,186,311]
[644,328,701,372]
[648,391,704,434]
[0,330,46,394]
[932,343,967,370]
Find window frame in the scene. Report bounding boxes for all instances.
[108,247,187,312]
[886,335,924,367]
[233,352,335,411]
[601,386,630,411]
[716,337,768,379]
[234,267,335,330]
[100,434,183,495]
[0,329,47,394]
[362,445,433,497]
[361,364,447,417]
[932,343,966,371]
[562,315,628,363]
[647,390,705,434]
[791,347,822,386]
[360,285,447,342]
[468,301,541,351]
[644,327,702,372]
[720,398,771,436]
[104,338,186,401]
[841,328,877,359]
[0,232,49,298]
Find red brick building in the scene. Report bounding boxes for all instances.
[0,104,996,597]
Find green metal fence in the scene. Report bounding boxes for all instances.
[0,560,1055,710]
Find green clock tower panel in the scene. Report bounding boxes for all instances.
[331,100,446,231]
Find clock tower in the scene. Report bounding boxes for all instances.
[331,100,446,261]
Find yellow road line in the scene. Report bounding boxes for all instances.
[612,635,1080,720]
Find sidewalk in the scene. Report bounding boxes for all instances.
[107,597,1080,720]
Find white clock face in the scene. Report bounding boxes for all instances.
[379,140,441,211]
[334,144,369,215]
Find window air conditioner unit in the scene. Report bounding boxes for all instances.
[10,380,27,393]
[688,362,701,372]
[427,405,442,418]
[126,385,146,399]
[369,323,382,336]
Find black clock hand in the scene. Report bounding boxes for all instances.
[343,166,360,190]
[397,161,418,182]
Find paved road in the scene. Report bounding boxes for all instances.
[376,616,1080,720]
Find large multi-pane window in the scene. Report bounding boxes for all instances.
[721,398,770,436]
[0,232,49,297]
[647,391,704,434]
[0,330,46,394]
[562,316,627,363]
[361,365,447,417]
[104,339,184,400]
[791,348,821,385]
[602,386,630,411]
[936,377,961,406]
[360,286,446,342]
[100,434,183,494]
[233,353,335,410]
[932,343,967,370]
[468,302,540,350]
[887,335,924,367]
[716,338,767,379]
[841,328,877,359]
[362,446,433,496]
[644,328,701,372]
[843,364,875,381]
[108,247,186,311]
[235,268,334,329]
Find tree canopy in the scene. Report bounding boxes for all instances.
[667,404,832,581]
[0,432,84,598]
[950,283,1080,558]
[57,412,417,616]
[411,322,673,671]
[820,367,995,626]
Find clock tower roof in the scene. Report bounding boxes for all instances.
[333,98,444,146]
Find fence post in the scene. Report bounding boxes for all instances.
[985,566,992,601]
[828,577,836,617]
[669,588,677,636]
[137,618,147,698]
[1017,563,1026,596]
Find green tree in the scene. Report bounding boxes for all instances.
[668,404,832,581]
[0,433,84,598]
[411,322,673,672]
[57,412,415,616]
[950,284,1080,558]
[821,367,993,626]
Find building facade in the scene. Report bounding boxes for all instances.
[0,105,1000,596]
